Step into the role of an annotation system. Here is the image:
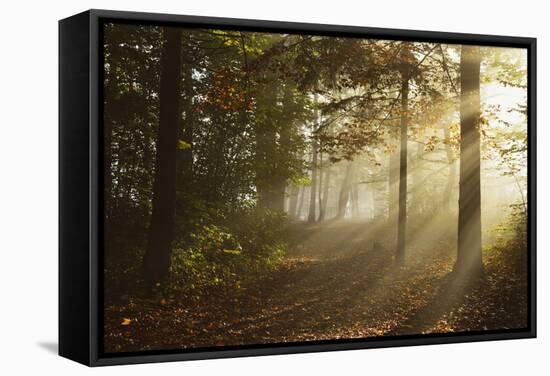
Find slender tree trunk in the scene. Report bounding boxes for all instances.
[396,75,409,266]
[143,27,183,285]
[318,153,323,216]
[319,165,332,221]
[456,45,483,274]
[273,171,288,212]
[308,92,320,222]
[297,153,313,220]
[388,145,399,247]
[369,188,376,220]
[337,162,353,219]
[351,185,359,218]
[288,184,300,216]
[351,166,359,218]
[308,144,318,222]
[296,185,305,219]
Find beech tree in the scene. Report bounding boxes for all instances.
[455,45,483,274]
[395,44,413,265]
[142,27,183,284]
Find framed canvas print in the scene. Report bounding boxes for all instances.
[59,9,536,366]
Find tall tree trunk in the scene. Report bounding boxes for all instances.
[318,153,323,216]
[308,92,320,222]
[143,27,183,285]
[456,45,483,274]
[350,165,359,218]
[319,165,332,221]
[296,185,305,219]
[308,144,318,222]
[297,153,313,220]
[388,145,399,248]
[396,74,409,266]
[288,184,300,217]
[337,162,353,219]
[351,184,359,218]
[368,187,376,220]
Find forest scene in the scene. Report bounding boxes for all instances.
[102,22,529,353]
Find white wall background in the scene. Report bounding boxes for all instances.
[0,0,546,373]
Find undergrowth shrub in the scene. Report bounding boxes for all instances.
[486,201,527,273]
[167,207,288,294]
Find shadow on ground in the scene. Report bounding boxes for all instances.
[37,341,58,355]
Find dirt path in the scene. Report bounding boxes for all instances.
[104,219,526,353]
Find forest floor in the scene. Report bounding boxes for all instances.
[104,219,528,353]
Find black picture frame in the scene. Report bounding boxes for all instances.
[59,9,537,367]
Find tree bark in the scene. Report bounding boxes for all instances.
[456,45,483,274]
[319,165,332,221]
[308,143,318,222]
[296,153,314,220]
[388,145,399,239]
[288,184,300,217]
[396,74,409,266]
[296,185,305,219]
[318,153,323,216]
[308,92,320,222]
[142,27,183,285]
[337,162,353,219]
[351,168,359,218]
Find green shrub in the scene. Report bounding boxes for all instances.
[167,207,288,293]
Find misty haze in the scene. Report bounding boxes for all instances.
[102,23,529,353]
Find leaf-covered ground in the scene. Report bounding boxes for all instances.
[104,220,528,353]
